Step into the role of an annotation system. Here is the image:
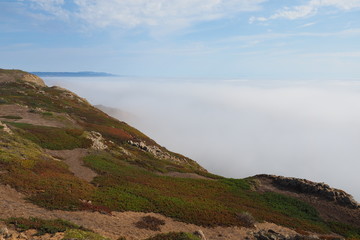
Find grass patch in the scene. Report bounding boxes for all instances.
[83,152,332,232]
[327,222,360,239]
[63,229,109,240]
[8,122,92,150]
[0,115,22,119]
[2,159,95,210]
[146,232,201,240]
[5,217,86,235]
[260,192,322,222]
[42,112,53,116]
[0,131,95,210]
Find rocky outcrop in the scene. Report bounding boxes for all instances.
[128,140,190,164]
[21,73,46,86]
[250,229,331,240]
[257,175,359,209]
[128,140,174,160]
[0,69,46,87]
[193,230,207,240]
[86,131,108,150]
[0,121,13,135]
[50,86,89,104]
[128,140,208,172]
[0,224,64,240]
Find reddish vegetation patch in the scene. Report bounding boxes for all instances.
[80,201,112,215]
[1,158,94,210]
[84,123,134,142]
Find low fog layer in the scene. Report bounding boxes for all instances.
[45,77,360,201]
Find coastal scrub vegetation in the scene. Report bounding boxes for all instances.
[145,232,201,240]
[5,217,87,235]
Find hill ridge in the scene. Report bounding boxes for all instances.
[255,174,359,209]
[0,69,46,86]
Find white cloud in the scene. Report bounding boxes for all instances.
[27,0,265,29]
[299,22,316,28]
[301,51,360,57]
[251,0,360,22]
[28,0,70,20]
[221,28,360,43]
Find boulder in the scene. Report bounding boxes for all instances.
[193,230,207,240]
[0,121,13,135]
[86,131,108,150]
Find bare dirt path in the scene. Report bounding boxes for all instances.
[0,104,78,128]
[157,172,213,180]
[0,184,299,240]
[45,149,97,182]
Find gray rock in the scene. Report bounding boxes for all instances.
[193,230,207,240]
[0,227,9,236]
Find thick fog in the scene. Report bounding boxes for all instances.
[45,77,360,201]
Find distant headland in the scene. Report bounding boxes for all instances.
[30,71,117,77]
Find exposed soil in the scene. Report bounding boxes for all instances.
[0,104,78,128]
[0,184,300,240]
[254,175,360,227]
[157,172,212,180]
[45,149,97,182]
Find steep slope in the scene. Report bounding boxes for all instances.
[0,69,359,240]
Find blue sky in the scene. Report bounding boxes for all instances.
[1,0,360,79]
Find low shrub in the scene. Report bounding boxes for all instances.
[5,217,85,235]
[135,216,165,231]
[84,123,133,143]
[327,221,360,239]
[236,212,256,228]
[63,229,109,240]
[145,232,200,240]
[80,201,112,215]
[260,192,321,222]
[0,115,22,119]
[42,112,53,116]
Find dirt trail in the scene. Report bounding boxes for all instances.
[0,184,299,240]
[0,104,77,128]
[45,149,97,182]
[157,172,212,180]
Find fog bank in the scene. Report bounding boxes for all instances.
[45,77,360,201]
